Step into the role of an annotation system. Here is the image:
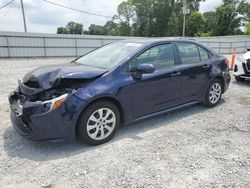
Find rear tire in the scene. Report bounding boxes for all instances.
[77,101,120,145]
[203,79,222,108]
[235,76,245,82]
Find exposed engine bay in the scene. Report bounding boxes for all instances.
[9,63,107,117]
[22,78,95,102]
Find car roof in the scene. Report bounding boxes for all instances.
[120,37,198,45]
[118,37,216,55]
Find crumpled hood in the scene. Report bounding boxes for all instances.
[22,63,108,90]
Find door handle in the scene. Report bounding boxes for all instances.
[202,64,211,69]
[170,71,181,77]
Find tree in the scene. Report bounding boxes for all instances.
[57,27,68,34]
[166,12,179,36]
[57,22,83,34]
[104,20,119,36]
[116,0,135,36]
[57,0,205,37]
[212,0,244,36]
[203,11,216,34]
[186,11,205,36]
[65,22,83,34]
[186,0,206,11]
[131,0,173,37]
[117,1,135,25]
[245,22,250,34]
[88,24,107,35]
[129,0,205,37]
[238,0,250,21]
[56,0,219,37]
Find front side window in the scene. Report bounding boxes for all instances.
[130,43,175,70]
[176,42,200,64]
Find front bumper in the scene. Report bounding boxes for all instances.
[234,60,250,78]
[9,93,87,141]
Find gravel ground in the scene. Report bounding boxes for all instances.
[0,58,249,188]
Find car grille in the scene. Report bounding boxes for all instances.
[246,59,250,71]
[243,63,248,73]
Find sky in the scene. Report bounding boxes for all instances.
[0,0,233,34]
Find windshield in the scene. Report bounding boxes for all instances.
[76,42,142,69]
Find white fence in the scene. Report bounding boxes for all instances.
[0,31,249,58]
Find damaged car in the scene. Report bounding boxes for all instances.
[9,39,231,145]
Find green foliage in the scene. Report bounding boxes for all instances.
[117,0,135,24]
[212,0,243,36]
[245,22,250,34]
[57,22,83,34]
[238,0,250,21]
[56,0,250,37]
[186,11,205,36]
[104,20,119,36]
[201,32,212,37]
[87,24,107,35]
[185,0,206,11]
[57,27,68,34]
[203,11,216,33]
[119,0,204,37]
[166,12,179,36]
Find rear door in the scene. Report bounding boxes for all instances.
[175,42,212,103]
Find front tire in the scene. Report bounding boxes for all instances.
[203,79,222,108]
[77,101,120,145]
[235,76,245,82]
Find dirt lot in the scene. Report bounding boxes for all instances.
[0,58,249,188]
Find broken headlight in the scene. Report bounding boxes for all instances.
[41,93,68,111]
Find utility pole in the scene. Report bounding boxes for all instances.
[20,0,27,32]
[182,0,186,37]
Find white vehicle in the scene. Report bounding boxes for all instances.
[234,49,250,81]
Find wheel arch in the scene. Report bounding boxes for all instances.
[213,75,225,93]
[75,96,124,139]
[203,75,225,101]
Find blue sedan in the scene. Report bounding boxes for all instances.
[9,39,231,145]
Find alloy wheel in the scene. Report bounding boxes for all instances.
[209,82,221,104]
[86,108,116,141]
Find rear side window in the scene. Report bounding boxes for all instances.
[198,46,209,61]
[176,42,200,64]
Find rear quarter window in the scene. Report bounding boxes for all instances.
[198,46,209,61]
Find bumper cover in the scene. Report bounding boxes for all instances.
[9,94,86,141]
[234,60,250,78]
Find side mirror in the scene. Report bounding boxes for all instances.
[136,64,156,74]
[131,64,155,80]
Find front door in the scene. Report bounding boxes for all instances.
[127,43,182,118]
